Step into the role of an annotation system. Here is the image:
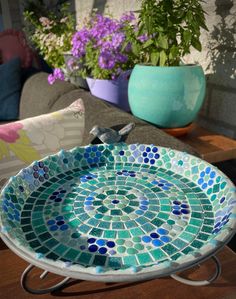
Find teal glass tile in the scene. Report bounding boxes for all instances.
[185,225,200,234]
[117,230,131,238]
[141,223,156,233]
[103,230,117,239]
[90,228,103,237]
[54,244,68,255]
[172,238,188,250]
[79,224,91,233]
[122,255,138,266]
[130,227,144,236]
[151,218,164,227]
[112,222,124,229]
[179,232,195,243]
[150,249,167,261]
[125,220,137,229]
[77,252,93,264]
[157,212,169,220]
[34,225,48,234]
[137,252,153,264]
[93,255,107,266]
[162,244,178,255]
[191,240,204,249]
[136,217,148,225]
[64,249,80,261]
[202,225,214,233]
[197,233,210,241]
[98,221,110,229]
[44,238,59,248]
[108,257,122,268]
[182,246,194,254]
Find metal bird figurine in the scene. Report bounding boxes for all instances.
[90,123,135,144]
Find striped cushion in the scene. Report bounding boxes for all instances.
[0,99,84,189]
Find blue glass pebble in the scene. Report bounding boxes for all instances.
[50,225,58,231]
[181,209,190,214]
[98,247,107,254]
[107,241,115,248]
[88,245,98,252]
[96,239,106,246]
[88,238,96,244]
[173,210,181,215]
[152,239,163,247]
[142,236,151,243]
[150,232,159,239]
[60,224,69,231]
[157,228,168,235]
[160,236,171,243]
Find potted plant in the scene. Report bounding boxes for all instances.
[126,0,208,128]
[23,1,75,69]
[48,12,137,111]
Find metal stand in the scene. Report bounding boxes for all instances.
[21,264,71,294]
[171,256,221,286]
[20,256,221,294]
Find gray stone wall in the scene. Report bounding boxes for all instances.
[75,0,236,138]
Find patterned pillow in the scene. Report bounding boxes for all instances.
[0,99,84,190]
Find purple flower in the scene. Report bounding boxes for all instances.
[120,12,136,23]
[112,33,125,50]
[138,34,149,43]
[98,52,116,70]
[48,74,55,85]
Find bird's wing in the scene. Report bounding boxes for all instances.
[118,123,135,136]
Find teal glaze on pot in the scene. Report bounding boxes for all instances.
[128,64,206,128]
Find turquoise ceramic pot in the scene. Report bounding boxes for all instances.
[128,64,206,128]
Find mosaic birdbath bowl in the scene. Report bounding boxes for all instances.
[1,143,236,293]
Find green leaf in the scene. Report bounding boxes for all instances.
[142,39,154,49]
[159,50,167,66]
[183,31,192,43]
[151,51,160,65]
[158,34,168,49]
[132,43,140,56]
[192,38,202,51]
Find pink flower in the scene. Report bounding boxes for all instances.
[0,122,23,143]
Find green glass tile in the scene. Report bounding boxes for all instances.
[137,252,153,264]
[172,238,188,249]
[162,244,178,255]
[151,218,164,227]
[21,218,31,225]
[117,230,131,238]
[179,232,195,242]
[78,252,93,264]
[144,211,156,220]
[128,202,139,207]
[202,225,213,233]
[117,190,127,195]
[29,240,41,249]
[197,233,210,241]
[108,257,122,268]
[150,249,167,261]
[189,219,203,227]
[158,212,169,220]
[25,232,37,241]
[141,223,156,233]
[98,221,110,229]
[203,218,214,225]
[130,227,144,236]
[64,249,80,261]
[136,217,148,225]
[44,238,59,248]
[90,228,103,237]
[172,253,182,260]
[87,218,100,226]
[79,213,90,221]
[46,252,59,260]
[185,225,200,234]
[182,246,194,254]
[93,255,107,266]
[191,240,204,249]
[34,225,48,234]
[38,232,51,242]
[54,244,68,255]
[69,219,81,228]
[62,206,73,212]
[126,194,137,200]
[160,206,171,212]
[112,222,124,229]
[35,246,50,254]
[191,212,203,219]
[123,255,138,266]
[125,220,137,229]
[79,224,91,233]
[96,194,106,199]
[111,209,122,216]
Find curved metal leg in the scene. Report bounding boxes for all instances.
[21,264,71,294]
[171,256,221,286]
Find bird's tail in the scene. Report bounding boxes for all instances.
[118,122,135,136]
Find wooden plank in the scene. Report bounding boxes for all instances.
[0,239,236,299]
[179,125,236,163]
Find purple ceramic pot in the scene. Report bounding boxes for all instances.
[86,71,131,111]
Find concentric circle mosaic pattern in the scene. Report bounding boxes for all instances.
[0,143,236,279]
